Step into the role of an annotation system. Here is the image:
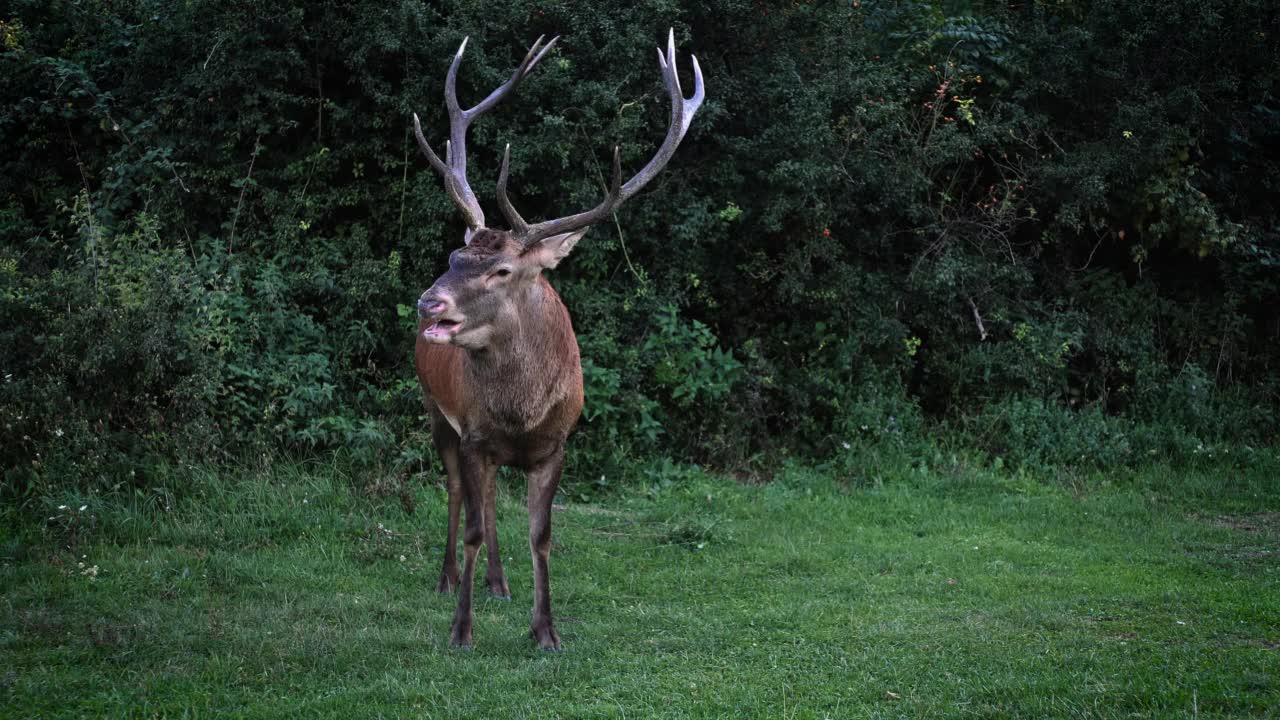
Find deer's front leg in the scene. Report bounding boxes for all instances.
[434,435,462,594]
[451,444,496,649]
[527,446,565,650]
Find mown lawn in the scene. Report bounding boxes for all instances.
[2,457,1277,718]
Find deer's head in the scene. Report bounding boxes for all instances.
[417,227,587,349]
[414,30,704,350]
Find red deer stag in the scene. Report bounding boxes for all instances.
[412,30,704,649]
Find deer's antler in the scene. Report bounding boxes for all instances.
[413,35,558,241]
[497,28,705,247]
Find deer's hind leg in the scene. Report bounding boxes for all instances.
[482,470,511,599]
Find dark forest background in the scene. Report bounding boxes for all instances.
[2,0,1278,498]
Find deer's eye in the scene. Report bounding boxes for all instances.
[494,268,512,278]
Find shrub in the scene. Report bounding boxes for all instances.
[1,0,1276,495]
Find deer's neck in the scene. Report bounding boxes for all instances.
[464,277,579,431]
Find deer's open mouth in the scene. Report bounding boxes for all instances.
[424,318,463,340]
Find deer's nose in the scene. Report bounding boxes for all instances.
[417,290,451,318]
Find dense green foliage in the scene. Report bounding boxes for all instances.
[3,0,1278,494]
[2,458,1278,716]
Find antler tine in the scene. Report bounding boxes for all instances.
[509,29,705,247]
[499,144,623,240]
[620,27,703,198]
[415,35,556,238]
[469,35,559,118]
[684,55,706,135]
[497,144,530,236]
[443,37,469,119]
[413,114,482,230]
[413,112,450,179]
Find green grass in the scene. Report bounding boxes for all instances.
[2,456,1278,718]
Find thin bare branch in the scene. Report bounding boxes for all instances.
[227,134,262,256]
[967,296,988,341]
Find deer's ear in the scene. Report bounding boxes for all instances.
[525,228,590,270]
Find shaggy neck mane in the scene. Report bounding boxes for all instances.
[464,276,577,423]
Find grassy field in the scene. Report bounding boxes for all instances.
[2,455,1278,718]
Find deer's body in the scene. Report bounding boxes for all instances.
[412,30,702,650]
[416,275,582,447]
[416,264,582,648]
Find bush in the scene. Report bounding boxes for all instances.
[1,0,1277,496]
[962,397,1133,470]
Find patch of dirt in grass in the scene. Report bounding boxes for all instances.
[14,608,68,638]
[1198,512,1280,535]
[9,609,151,656]
[1209,635,1280,652]
[1187,513,1279,570]
[1184,541,1276,570]
[88,619,145,649]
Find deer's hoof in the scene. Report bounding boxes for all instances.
[531,622,562,651]
[486,576,512,600]
[450,623,473,650]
